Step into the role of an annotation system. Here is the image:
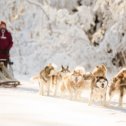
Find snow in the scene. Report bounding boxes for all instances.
[0,78,126,126]
[0,0,126,125]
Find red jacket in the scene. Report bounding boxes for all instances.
[0,28,13,59]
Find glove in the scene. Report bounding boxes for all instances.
[0,50,9,54]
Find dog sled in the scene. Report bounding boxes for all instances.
[0,59,20,88]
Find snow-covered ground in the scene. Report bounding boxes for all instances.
[0,77,126,126]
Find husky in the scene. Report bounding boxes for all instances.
[109,68,126,107]
[37,64,56,96]
[60,65,71,77]
[89,76,108,106]
[32,65,71,96]
[44,65,71,96]
[88,64,108,105]
[53,65,70,96]
[60,66,85,100]
[92,64,107,77]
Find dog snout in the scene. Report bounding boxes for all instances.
[101,83,104,88]
[75,77,78,83]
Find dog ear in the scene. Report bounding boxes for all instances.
[105,77,108,85]
[96,76,100,82]
[73,70,76,74]
[61,65,64,70]
[66,65,69,70]
[101,64,105,68]
[101,64,106,71]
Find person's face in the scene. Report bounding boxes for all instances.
[0,24,6,29]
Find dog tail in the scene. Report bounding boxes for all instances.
[74,66,85,75]
[30,74,40,82]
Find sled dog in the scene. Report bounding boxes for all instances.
[60,67,85,100]
[38,64,56,95]
[109,68,126,107]
[92,64,107,77]
[89,76,108,105]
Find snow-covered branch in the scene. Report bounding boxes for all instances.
[27,0,49,20]
[27,0,53,34]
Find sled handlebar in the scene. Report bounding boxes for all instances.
[0,59,13,65]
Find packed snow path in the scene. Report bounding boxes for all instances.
[0,80,126,126]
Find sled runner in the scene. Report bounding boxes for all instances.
[0,59,20,88]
